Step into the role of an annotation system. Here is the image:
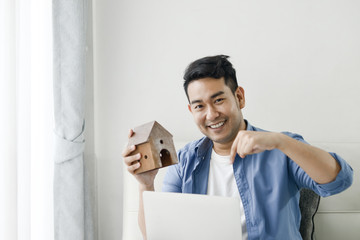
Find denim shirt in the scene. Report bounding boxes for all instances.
[162,121,353,239]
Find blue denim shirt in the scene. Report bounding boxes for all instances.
[162,121,353,239]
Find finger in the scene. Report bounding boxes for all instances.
[230,131,244,163]
[127,129,134,138]
[238,135,251,158]
[122,144,136,157]
[240,136,257,157]
[124,153,141,166]
[230,137,239,163]
[127,161,141,174]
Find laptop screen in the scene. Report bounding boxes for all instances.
[143,191,243,240]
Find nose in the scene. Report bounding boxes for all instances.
[206,105,219,121]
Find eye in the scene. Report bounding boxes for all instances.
[194,104,203,110]
[214,98,224,104]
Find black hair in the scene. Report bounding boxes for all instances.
[183,55,238,101]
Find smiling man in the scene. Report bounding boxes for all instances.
[187,77,245,153]
[123,55,353,239]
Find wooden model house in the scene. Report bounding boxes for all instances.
[128,121,178,174]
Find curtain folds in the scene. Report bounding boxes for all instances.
[0,1,17,239]
[53,0,94,239]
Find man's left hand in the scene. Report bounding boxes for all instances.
[230,131,281,163]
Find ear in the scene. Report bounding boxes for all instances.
[188,104,192,113]
[235,87,245,109]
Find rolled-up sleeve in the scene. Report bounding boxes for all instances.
[285,131,354,197]
[313,152,353,197]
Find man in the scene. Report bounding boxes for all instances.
[122,55,353,239]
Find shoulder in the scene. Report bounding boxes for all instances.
[177,137,208,159]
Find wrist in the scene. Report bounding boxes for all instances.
[139,183,155,192]
[275,132,289,151]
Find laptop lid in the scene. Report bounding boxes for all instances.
[143,191,242,240]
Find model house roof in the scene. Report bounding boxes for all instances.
[128,121,173,146]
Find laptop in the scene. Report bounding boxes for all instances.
[143,191,243,240]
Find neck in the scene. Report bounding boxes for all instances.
[213,142,233,156]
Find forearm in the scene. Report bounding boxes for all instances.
[138,184,155,240]
[277,133,341,184]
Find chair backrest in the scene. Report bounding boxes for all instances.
[299,188,321,240]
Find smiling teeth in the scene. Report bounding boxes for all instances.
[209,121,225,129]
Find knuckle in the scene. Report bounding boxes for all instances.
[122,145,136,158]
[127,164,136,173]
[122,147,131,157]
[124,155,136,165]
[127,166,134,174]
[121,150,127,158]
[128,162,140,173]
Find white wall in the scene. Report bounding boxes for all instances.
[93,0,360,239]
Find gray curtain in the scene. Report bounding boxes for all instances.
[53,0,94,239]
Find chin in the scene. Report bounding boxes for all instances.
[208,135,229,144]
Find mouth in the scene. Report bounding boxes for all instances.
[207,120,226,129]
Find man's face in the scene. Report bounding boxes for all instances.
[187,77,246,146]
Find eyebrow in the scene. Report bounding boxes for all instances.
[190,91,225,105]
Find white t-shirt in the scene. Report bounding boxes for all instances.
[207,149,248,240]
